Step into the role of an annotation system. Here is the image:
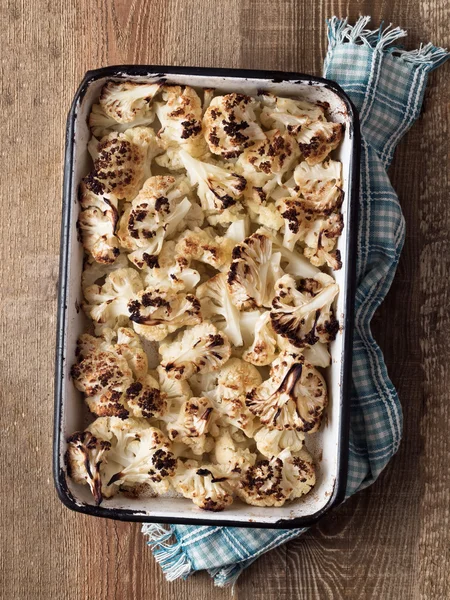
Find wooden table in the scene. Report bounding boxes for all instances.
[1,1,449,598]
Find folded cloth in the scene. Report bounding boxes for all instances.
[142,16,449,587]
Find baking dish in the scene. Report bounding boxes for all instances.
[54,66,360,528]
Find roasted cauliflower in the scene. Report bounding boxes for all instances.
[246,351,327,432]
[203,93,266,158]
[270,272,339,347]
[117,175,193,268]
[236,448,315,506]
[159,322,232,380]
[69,83,345,510]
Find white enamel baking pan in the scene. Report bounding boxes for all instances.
[54,66,360,528]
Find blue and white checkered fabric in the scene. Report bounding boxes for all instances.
[142,17,449,587]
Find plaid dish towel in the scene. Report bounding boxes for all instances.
[142,16,449,587]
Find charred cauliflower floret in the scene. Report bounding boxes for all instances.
[209,358,261,436]
[179,150,246,215]
[78,176,121,264]
[237,448,315,506]
[155,85,207,168]
[127,287,202,342]
[242,310,278,366]
[203,93,266,158]
[142,241,201,292]
[213,428,256,475]
[297,120,344,165]
[172,460,234,511]
[98,80,161,124]
[259,93,325,133]
[88,127,165,201]
[87,417,177,498]
[197,273,244,347]
[246,351,327,432]
[227,232,283,309]
[294,160,343,214]
[277,335,331,368]
[65,431,111,505]
[157,365,193,406]
[270,273,339,347]
[254,427,305,458]
[302,211,344,270]
[117,175,193,268]
[166,396,216,455]
[159,323,232,380]
[71,329,166,420]
[237,130,300,181]
[175,227,235,272]
[83,267,144,333]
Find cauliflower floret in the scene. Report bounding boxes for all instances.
[77,206,120,265]
[270,273,339,347]
[175,227,235,272]
[259,93,325,133]
[179,149,247,216]
[142,241,201,292]
[159,323,231,380]
[297,120,344,165]
[302,212,344,270]
[87,417,177,497]
[237,448,315,507]
[227,232,283,309]
[237,130,300,182]
[197,273,244,347]
[166,396,216,455]
[213,429,256,476]
[203,93,266,158]
[157,365,193,407]
[114,327,149,380]
[275,197,314,251]
[244,197,285,232]
[98,80,161,124]
[83,268,144,333]
[81,252,129,288]
[65,431,111,505]
[242,311,278,366]
[127,287,201,342]
[172,460,234,511]
[208,359,261,436]
[117,175,193,268]
[89,103,157,138]
[254,427,305,458]
[89,127,165,201]
[246,351,327,432]
[71,330,167,419]
[277,335,331,368]
[294,160,343,214]
[205,204,247,228]
[155,85,208,167]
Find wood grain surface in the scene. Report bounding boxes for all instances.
[1,1,449,598]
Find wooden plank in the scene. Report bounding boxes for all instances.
[0,1,449,599]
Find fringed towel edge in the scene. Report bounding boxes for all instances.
[141,524,193,581]
[325,16,449,71]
